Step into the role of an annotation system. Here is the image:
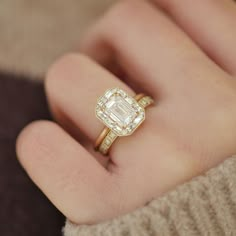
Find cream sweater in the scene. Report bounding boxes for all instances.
[64,155,236,236]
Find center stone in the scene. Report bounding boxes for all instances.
[105,96,136,127]
[96,88,145,136]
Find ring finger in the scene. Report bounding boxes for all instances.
[45,53,158,163]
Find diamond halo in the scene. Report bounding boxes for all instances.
[96,88,145,136]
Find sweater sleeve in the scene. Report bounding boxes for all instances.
[63,155,236,236]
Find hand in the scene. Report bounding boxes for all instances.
[17,0,236,225]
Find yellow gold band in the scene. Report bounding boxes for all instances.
[95,94,154,155]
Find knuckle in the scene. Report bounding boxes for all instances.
[16,121,59,163]
[102,0,142,32]
[159,0,179,11]
[45,53,90,96]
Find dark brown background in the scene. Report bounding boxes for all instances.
[0,73,64,235]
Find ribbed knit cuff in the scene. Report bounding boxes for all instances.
[64,155,236,236]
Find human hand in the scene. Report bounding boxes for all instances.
[17,0,236,225]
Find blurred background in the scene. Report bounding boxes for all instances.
[0,0,115,78]
[0,1,114,235]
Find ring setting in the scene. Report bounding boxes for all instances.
[96,88,145,136]
[95,88,154,155]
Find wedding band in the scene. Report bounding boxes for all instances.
[94,93,146,152]
[95,88,154,155]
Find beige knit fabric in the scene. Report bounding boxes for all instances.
[64,155,236,236]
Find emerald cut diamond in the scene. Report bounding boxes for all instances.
[96,88,145,136]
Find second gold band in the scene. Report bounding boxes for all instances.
[95,94,154,155]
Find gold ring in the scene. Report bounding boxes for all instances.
[95,88,154,155]
[94,93,145,151]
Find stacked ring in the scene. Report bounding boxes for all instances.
[95,88,154,155]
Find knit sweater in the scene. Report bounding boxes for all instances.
[64,155,236,236]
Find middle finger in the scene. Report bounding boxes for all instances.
[81,0,227,96]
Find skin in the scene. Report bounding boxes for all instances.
[16,0,236,225]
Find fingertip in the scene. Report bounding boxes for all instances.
[16,120,58,167]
